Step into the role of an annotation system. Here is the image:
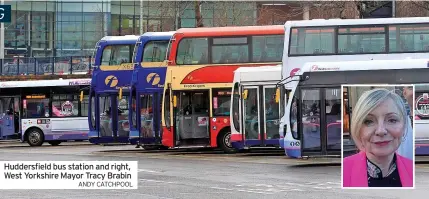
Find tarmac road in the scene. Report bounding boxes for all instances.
[0,142,429,199]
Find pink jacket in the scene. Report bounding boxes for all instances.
[343,151,413,187]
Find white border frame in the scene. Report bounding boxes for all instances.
[341,84,415,190]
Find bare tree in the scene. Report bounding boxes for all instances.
[195,0,204,27]
[398,1,429,17]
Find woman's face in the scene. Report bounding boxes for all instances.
[359,98,404,157]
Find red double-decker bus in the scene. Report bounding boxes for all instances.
[161,25,284,153]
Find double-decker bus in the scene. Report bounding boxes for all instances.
[128,32,174,149]
[0,78,91,146]
[230,65,282,150]
[86,35,139,144]
[278,58,429,158]
[161,25,284,152]
[278,17,429,157]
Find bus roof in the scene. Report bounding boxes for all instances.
[141,31,175,38]
[99,35,140,43]
[285,17,429,27]
[298,58,429,75]
[175,25,284,37]
[0,78,91,88]
[234,65,281,83]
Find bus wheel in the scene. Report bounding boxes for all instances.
[218,131,236,154]
[48,141,62,146]
[26,129,44,147]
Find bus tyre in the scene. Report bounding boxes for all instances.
[26,129,44,147]
[48,141,62,146]
[218,131,236,154]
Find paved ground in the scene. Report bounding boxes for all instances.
[1,141,429,199]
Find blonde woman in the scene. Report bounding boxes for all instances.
[343,88,413,187]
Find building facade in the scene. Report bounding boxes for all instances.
[2,0,428,58]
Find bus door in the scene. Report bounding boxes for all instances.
[138,93,161,143]
[299,87,342,157]
[175,90,210,146]
[262,86,280,145]
[0,96,20,138]
[98,94,129,142]
[242,86,262,145]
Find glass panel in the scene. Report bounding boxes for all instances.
[264,87,280,140]
[212,45,248,64]
[99,96,112,137]
[212,89,232,116]
[290,28,335,55]
[252,35,284,62]
[52,96,79,117]
[101,46,112,65]
[164,89,171,128]
[213,37,247,45]
[232,83,240,132]
[301,89,321,151]
[142,40,169,62]
[389,24,429,53]
[290,95,298,140]
[243,88,259,140]
[176,38,209,65]
[90,96,95,128]
[191,92,209,139]
[415,91,429,120]
[338,26,386,53]
[140,94,154,138]
[23,98,50,118]
[117,96,130,137]
[131,94,137,129]
[176,92,192,140]
[101,45,132,66]
[326,88,342,150]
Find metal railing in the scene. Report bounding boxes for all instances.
[0,56,93,76]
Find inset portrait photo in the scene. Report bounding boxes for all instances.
[341,85,415,189]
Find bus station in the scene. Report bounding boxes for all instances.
[2,0,429,197]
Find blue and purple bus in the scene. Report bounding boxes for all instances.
[85,35,139,144]
[128,32,174,149]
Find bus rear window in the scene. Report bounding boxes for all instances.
[141,41,169,63]
[101,45,133,66]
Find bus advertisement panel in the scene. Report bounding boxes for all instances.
[86,35,139,144]
[161,25,284,153]
[0,78,91,146]
[279,17,429,156]
[277,58,429,159]
[128,32,174,149]
[230,65,282,150]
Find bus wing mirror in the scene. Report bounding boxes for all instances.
[275,88,280,103]
[80,91,84,102]
[242,90,248,100]
[119,88,123,99]
[173,95,177,107]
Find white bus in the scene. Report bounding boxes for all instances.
[277,58,429,158]
[230,65,282,151]
[279,17,429,156]
[282,17,429,81]
[0,78,91,146]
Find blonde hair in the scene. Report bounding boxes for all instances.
[350,88,408,151]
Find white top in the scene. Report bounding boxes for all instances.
[396,117,414,160]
